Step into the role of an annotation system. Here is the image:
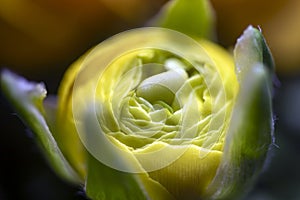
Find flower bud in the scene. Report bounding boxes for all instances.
[1,0,275,199]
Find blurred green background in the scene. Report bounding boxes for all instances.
[0,0,300,199]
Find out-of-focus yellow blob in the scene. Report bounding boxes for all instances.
[211,0,300,74]
[0,0,166,74]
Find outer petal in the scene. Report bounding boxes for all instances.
[1,70,81,183]
[56,54,90,179]
[199,38,239,104]
[135,142,222,199]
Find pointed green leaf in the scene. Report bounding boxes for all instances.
[1,70,81,183]
[150,0,214,39]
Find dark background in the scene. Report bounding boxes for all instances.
[1,0,300,199]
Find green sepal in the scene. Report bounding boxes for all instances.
[150,0,214,39]
[83,104,175,200]
[206,64,273,199]
[85,154,148,200]
[205,26,274,199]
[86,154,175,200]
[234,25,275,82]
[1,70,81,183]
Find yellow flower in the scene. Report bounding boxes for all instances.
[1,0,275,199]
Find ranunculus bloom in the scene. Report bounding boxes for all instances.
[1,0,275,199]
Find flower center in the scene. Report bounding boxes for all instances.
[97,49,222,150]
